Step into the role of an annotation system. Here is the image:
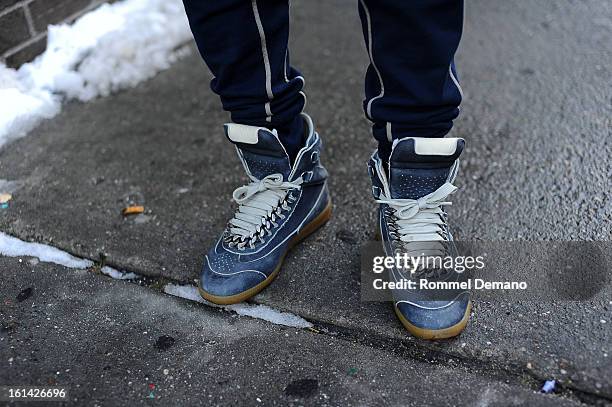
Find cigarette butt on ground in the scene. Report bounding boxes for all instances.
[122,205,145,216]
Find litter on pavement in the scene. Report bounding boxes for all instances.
[122,205,145,216]
[0,193,12,208]
[541,380,556,393]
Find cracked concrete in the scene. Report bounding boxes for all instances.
[0,257,584,406]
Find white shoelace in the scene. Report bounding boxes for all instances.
[376,182,457,259]
[226,173,303,249]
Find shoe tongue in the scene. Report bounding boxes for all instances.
[389,137,464,199]
[224,123,291,180]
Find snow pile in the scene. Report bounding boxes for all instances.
[0,0,192,147]
[0,232,92,269]
[164,284,314,329]
[0,67,59,147]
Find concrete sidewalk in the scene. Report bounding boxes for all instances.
[0,0,610,405]
[0,256,580,406]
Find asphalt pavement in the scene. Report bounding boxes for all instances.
[0,0,610,405]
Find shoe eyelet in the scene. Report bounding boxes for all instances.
[301,171,313,182]
[310,151,319,163]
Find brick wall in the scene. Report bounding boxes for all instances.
[0,0,110,68]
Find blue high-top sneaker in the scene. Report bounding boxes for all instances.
[199,113,332,304]
[368,137,471,340]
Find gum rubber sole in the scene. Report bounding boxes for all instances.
[198,201,333,305]
[394,301,472,340]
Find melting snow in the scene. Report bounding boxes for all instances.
[0,232,139,281]
[0,0,192,147]
[164,284,313,329]
[0,231,310,328]
[101,266,139,280]
[0,232,92,269]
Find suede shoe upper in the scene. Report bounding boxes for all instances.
[369,137,470,331]
[200,113,330,300]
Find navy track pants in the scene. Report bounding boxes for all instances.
[182,0,464,162]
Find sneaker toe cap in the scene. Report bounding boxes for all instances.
[200,262,267,298]
[396,297,470,332]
